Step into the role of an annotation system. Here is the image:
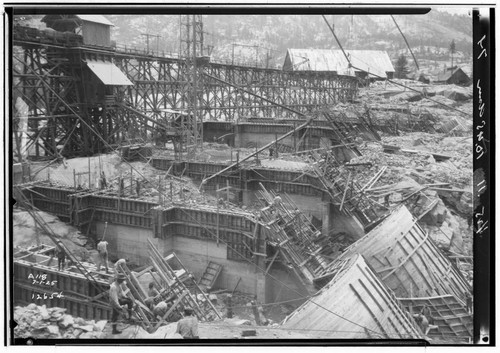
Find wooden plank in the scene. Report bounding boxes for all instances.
[349,283,389,338]
[381,231,429,281]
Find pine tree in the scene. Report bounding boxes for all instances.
[449,39,456,70]
[394,54,410,79]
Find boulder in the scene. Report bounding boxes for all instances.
[394,91,423,102]
[94,320,108,332]
[428,223,453,249]
[412,138,425,146]
[46,325,60,336]
[443,87,472,102]
[423,200,447,226]
[79,332,96,339]
[77,324,94,332]
[58,315,74,329]
[39,305,50,320]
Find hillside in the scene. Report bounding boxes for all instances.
[14,9,472,70]
[106,10,472,68]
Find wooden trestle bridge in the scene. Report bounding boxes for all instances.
[12,23,359,161]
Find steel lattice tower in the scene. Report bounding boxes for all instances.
[179,14,205,154]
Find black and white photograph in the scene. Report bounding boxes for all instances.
[5,3,493,346]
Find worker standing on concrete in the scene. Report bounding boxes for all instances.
[176,307,199,339]
[109,273,134,334]
[56,245,66,271]
[96,239,109,273]
[465,292,473,314]
[101,172,107,189]
[136,179,141,196]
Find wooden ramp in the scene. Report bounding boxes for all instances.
[281,254,422,339]
[398,295,472,342]
[198,261,223,290]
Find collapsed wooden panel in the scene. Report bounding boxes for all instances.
[282,254,421,339]
[338,205,470,301]
[398,295,472,341]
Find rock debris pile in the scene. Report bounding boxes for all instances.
[14,304,107,339]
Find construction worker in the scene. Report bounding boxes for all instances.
[413,313,430,336]
[109,273,134,334]
[148,282,160,297]
[101,172,107,189]
[136,179,141,196]
[421,305,434,325]
[96,239,109,273]
[465,292,473,314]
[114,258,127,273]
[175,307,199,339]
[56,245,66,271]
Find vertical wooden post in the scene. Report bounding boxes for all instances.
[251,300,261,325]
[226,180,230,203]
[226,295,233,318]
[73,169,76,188]
[158,175,162,204]
[409,282,413,315]
[293,121,297,152]
[216,184,220,246]
[130,166,134,194]
[88,157,91,189]
[274,132,278,159]
[170,182,173,201]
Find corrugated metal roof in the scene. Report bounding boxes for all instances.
[77,15,114,26]
[286,49,349,73]
[285,49,395,78]
[86,60,133,86]
[346,50,395,77]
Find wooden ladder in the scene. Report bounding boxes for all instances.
[198,261,223,290]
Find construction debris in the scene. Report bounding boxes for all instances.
[11,14,476,344]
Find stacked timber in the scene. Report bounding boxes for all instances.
[281,254,422,339]
[336,205,471,300]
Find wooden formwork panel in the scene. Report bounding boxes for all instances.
[14,283,112,321]
[14,262,109,298]
[282,254,422,339]
[32,186,75,203]
[94,210,152,228]
[31,200,70,218]
[338,206,470,300]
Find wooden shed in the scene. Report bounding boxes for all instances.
[282,254,422,339]
[435,67,471,86]
[42,14,114,47]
